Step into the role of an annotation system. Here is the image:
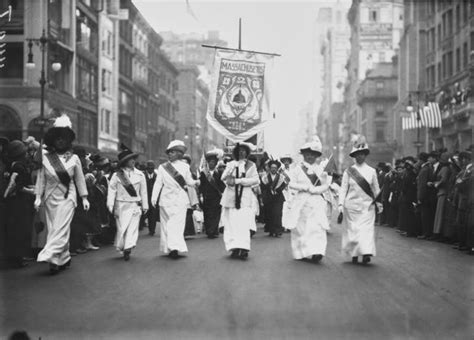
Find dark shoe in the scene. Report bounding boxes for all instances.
[123,250,131,261]
[312,254,323,263]
[417,235,427,240]
[59,259,71,271]
[207,234,217,239]
[352,257,358,264]
[250,230,256,237]
[230,249,240,259]
[49,263,60,275]
[362,255,371,264]
[219,227,224,234]
[239,250,249,260]
[70,251,78,257]
[169,250,179,259]
[76,248,87,254]
[149,231,155,236]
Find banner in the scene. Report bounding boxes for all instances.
[206,49,274,143]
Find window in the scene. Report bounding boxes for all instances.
[101,69,112,96]
[369,9,378,22]
[431,28,435,51]
[447,51,453,77]
[0,42,23,79]
[463,0,468,23]
[463,42,468,68]
[437,24,442,44]
[375,124,385,142]
[447,9,453,36]
[376,81,384,89]
[101,109,111,134]
[456,48,460,72]
[76,9,97,54]
[455,5,460,31]
[76,57,97,103]
[437,62,441,84]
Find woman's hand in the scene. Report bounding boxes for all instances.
[82,197,90,211]
[34,197,41,211]
[226,177,235,186]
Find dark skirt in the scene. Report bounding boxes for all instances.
[5,193,34,258]
[184,209,196,236]
[264,197,284,235]
[202,200,221,236]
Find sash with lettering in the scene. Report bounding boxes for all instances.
[46,153,71,198]
[346,166,379,212]
[301,164,320,186]
[235,160,254,209]
[116,169,138,197]
[163,161,188,192]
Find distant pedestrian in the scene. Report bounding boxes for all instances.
[220,142,259,260]
[338,136,382,265]
[107,145,148,261]
[151,140,199,259]
[284,138,330,263]
[35,115,89,274]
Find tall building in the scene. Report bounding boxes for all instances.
[343,0,404,165]
[315,0,351,161]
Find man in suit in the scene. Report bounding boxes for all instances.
[199,149,225,239]
[416,152,432,239]
[144,160,158,236]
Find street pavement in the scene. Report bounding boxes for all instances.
[1,220,473,340]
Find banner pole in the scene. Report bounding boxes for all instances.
[238,18,242,50]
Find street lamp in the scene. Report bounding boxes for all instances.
[26,29,62,139]
[406,91,424,155]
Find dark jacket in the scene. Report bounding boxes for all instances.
[199,170,225,205]
[435,164,451,197]
[416,163,431,203]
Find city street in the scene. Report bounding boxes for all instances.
[1,221,473,340]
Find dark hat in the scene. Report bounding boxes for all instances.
[404,156,416,168]
[458,151,472,160]
[418,152,429,162]
[0,136,9,148]
[117,144,138,167]
[268,159,281,168]
[428,151,439,159]
[73,146,86,158]
[90,154,110,168]
[439,152,450,163]
[7,140,27,160]
[395,159,404,168]
[146,160,156,168]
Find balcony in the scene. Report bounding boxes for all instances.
[2,9,23,34]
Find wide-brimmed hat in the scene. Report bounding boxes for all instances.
[300,136,322,156]
[458,151,472,160]
[44,114,76,149]
[166,140,187,154]
[404,156,416,168]
[90,154,110,168]
[117,144,138,167]
[280,154,293,163]
[349,135,370,157]
[205,148,224,161]
[7,140,27,160]
[268,159,281,168]
[428,151,439,159]
[232,142,255,160]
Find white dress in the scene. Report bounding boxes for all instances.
[220,160,259,252]
[151,160,198,255]
[285,162,330,259]
[338,162,380,258]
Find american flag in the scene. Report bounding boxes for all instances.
[402,102,442,130]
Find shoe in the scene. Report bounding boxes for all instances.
[123,249,131,261]
[352,257,358,264]
[219,227,224,234]
[70,251,78,257]
[49,263,60,275]
[59,259,71,271]
[87,244,100,250]
[169,250,179,259]
[76,248,87,254]
[149,231,155,236]
[250,230,256,237]
[230,249,240,259]
[362,255,371,264]
[207,234,217,239]
[312,254,323,263]
[400,232,408,236]
[239,250,249,260]
[417,235,427,240]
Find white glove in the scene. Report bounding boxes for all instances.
[34,197,41,211]
[338,205,343,214]
[82,197,90,211]
[107,204,114,214]
[309,186,319,194]
[376,202,383,213]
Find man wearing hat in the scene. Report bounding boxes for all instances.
[338,135,382,265]
[416,152,432,239]
[199,148,225,239]
[283,137,331,263]
[430,151,451,240]
[35,115,89,274]
[107,145,148,261]
[220,142,259,260]
[398,157,418,237]
[261,159,287,237]
[151,140,199,259]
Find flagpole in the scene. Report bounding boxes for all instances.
[238,17,242,50]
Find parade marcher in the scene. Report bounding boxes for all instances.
[261,159,287,237]
[280,154,293,232]
[107,145,148,261]
[199,149,225,239]
[338,136,382,265]
[35,115,89,274]
[4,140,35,268]
[431,152,451,240]
[151,140,199,259]
[182,154,200,238]
[283,138,330,263]
[220,142,259,260]
[144,160,158,236]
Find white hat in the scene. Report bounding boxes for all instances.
[205,148,224,159]
[53,114,73,128]
[349,135,370,157]
[280,154,293,162]
[300,136,322,155]
[166,140,187,154]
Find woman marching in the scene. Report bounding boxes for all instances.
[35,115,89,274]
[284,137,331,263]
[221,142,259,260]
[261,159,287,237]
[338,136,382,265]
[107,145,148,261]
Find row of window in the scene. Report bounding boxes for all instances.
[76,57,98,103]
[133,25,148,56]
[76,9,98,55]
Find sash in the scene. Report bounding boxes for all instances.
[301,164,320,186]
[234,160,254,209]
[46,153,71,198]
[116,169,138,197]
[346,166,376,202]
[163,161,187,192]
[266,173,284,195]
[203,170,223,196]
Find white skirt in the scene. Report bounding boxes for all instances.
[114,201,142,251]
[159,205,188,254]
[342,206,377,257]
[222,207,254,251]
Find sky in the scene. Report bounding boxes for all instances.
[134,0,324,156]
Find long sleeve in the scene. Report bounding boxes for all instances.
[288,167,309,192]
[183,164,198,186]
[35,166,45,198]
[371,170,381,200]
[107,173,118,211]
[221,162,235,181]
[338,170,349,206]
[151,167,164,206]
[140,174,149,210]
[74,156,88,197]
[235,165,259,187]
